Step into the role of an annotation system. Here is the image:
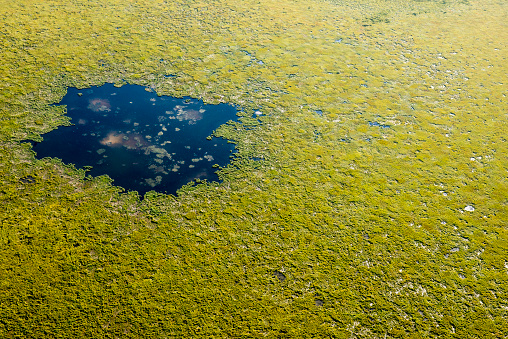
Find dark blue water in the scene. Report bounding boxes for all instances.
[33,84,239,195]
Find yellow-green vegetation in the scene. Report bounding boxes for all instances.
[0,0,506,337]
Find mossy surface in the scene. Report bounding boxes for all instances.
[0,0,506,337]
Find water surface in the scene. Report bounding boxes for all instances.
[33,83,239,195]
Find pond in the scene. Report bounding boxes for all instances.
[33,83,239,195]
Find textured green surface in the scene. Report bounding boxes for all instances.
[0,0,507,337]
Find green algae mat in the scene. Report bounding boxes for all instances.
[1,0,507,337]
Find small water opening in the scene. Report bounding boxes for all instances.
[33,83,239,195]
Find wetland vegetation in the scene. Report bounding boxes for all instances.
[0,0,506,337]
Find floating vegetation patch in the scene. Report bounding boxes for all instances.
[32,84,239,195]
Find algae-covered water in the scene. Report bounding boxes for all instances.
[32,84,238,195]
[1,0,507,337]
